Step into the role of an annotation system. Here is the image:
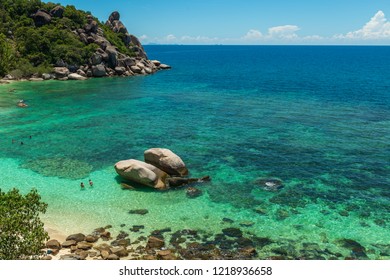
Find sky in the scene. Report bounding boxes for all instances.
[55,0,390,45]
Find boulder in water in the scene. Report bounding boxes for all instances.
[144,148,188,176]
[114,159,168,190]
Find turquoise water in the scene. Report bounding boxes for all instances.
[0,46,389,259]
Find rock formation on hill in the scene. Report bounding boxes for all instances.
[55,11,170,80]
[0,1,170,81]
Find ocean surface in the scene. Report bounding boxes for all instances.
[0,46,389,259]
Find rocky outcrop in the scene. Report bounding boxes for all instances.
[50,6,64,18]
[105,12,147,58]
[144,148,188,176]
[115,148,211,191]
[15,9,170,81]
[114,159,168,190]
[69,11,171,80]
[33,10,51,27]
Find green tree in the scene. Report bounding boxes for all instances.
[0,34,14,76]
[0,188,49,260]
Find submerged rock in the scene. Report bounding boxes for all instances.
[222,228,243,238]
[239,221,255,227]
[186,187,202,198]
[255,178,284,191]
[128,209,149,215]
[20,157,93,179]
[166,177,197,188]
[130,225,145,232]
[222,218,234,224]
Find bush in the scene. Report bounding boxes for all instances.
[0,188,49,260]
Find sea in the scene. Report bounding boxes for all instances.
[0,45,389,259]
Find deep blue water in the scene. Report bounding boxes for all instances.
[0,46,389,259]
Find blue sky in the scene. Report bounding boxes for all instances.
[55,0,390,44]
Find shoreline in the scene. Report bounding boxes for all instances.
[0,62,170,86]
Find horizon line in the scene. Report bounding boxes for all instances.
[144,44,390,47]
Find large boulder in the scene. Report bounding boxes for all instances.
[92,65,107,77]
[115,66,126,75]
[146,236,165,250]
[68,73,87,80]
[159,64,172,70]
[90,53,102,65]
[144,148,188,176]
[109,11,120,22]
[54,67,69,78]
[105,46,118,68]
[114,159,168,190]
[33,10,51,27]
[46,239,61,250]
[50,6,64,18]
[66,233,86,242]
[84,20,98,34]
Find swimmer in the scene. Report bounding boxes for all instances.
[17,101,28,108]
[89,179,93,186]
[20,141,24,145]
[80,182,85,189]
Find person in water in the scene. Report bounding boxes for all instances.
[17,100,28,108]
[89,179,93,186]
[80,182,85,189]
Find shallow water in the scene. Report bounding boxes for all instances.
[0,46,389,259]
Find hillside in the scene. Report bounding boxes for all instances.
[0,0,169,80]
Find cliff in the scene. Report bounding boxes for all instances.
[0,1,169,81]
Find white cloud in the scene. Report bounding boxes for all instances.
[268,25,300,39]
[180,35,220,44]
[242,29,263,40]
[165,34,177,42]
[336,10,390,39]
[141,11,390,45]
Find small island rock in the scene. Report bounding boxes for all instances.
[144,148,188,176]
[114,159,168,190]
